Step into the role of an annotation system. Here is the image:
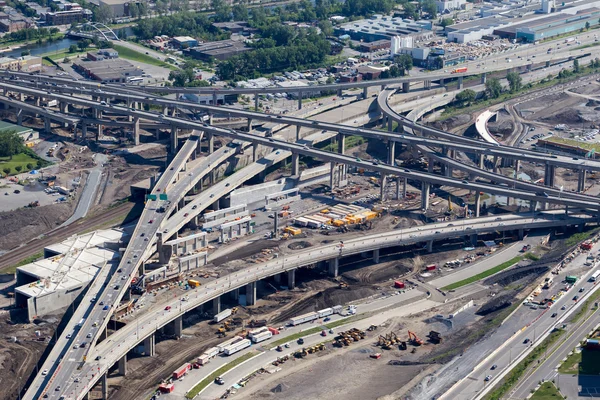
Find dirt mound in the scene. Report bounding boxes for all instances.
[542,109,583,124]
[475,293,513,316]
[586,100,600,107]
[288,241,312,250]
[271,383,291,393]
[430,114,472,132]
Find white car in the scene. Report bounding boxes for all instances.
[41,369,48,376]
[66,333,72,339]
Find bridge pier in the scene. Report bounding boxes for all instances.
[247,118,253,132]
[478,153,484,169]
[426,240,433,253]
[424,80,431,90]
[133,117,140,145]
[337,88,343,97]
[252,142,258,162]
[287,269,296,289]
[387,116,393,132]
[544,164,555,187]
[213,297,221,315]
[328,257,339,277]
[16,108,22,125]
[338,133,345,154]
[470,234,477,246]
[457,76,464,90]
[118,355,127,376]
[298,92,303,110]
[291,152,299,176]
[518,229,524,240]
[529,200,536,212]
[246,282,257,306]
[296,125,301,141]
[97,123,102,142]
[171,125,178,154]
[82,124,87,140]
[421,182,430,210]
[481,73,487,84]
[380,173,387,201]
[101,372,108,400]
[254,94,258,110]
[373,249,380,264]
[474,191,481,218]
[143,334,155,356]
[173,316,182,338]
[388,141,395,165]
[578,169,587,192]
[44,117,51,133]
[402,82,410,93]
[362,87,368,99]
[213,92,218,106]
[329,163,336,190]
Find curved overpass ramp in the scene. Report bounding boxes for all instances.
[476,110,501,146]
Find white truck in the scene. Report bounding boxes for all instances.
[197,346,219,365]
[251,331,272,343]
[223,339,251,356]
[317,308,333,318]
[214,308,233,323]
[289,311,319,326]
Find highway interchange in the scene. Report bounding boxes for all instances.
[17,30,600,400]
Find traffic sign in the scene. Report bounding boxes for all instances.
[147,194,157,201]
[159,194,168,201]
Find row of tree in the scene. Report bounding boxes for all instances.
[0,131,24,160]
[133,12,230,42]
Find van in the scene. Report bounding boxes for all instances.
[100,101,107,106]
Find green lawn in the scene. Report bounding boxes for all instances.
[442,256,523,291]
[3,251,44,274]
[44,49,87,61]
[111,44,177,70]
[559,350,582,374]
[185,351,257,398]
[531,381,565,400]
[544,137,600,153]
[559,348,600,375]
[0,153,39,175]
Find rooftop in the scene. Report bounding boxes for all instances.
[0,120,33,135]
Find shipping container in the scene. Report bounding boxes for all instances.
[426,264,437,271]
[217,336,244,353]
[251,331,273,343]
[188,279,201,288]
[223,339,251,356]
[197,354,212,365]
[332,305,343,314]
[293,217,310,227]
[284,227,302,236]
[394,281,405,289]
[317,308,333,318]
[158,384,175,393]
[214,308,233,323]
[268,327,280,335]
[289,311,319,326]
[172,363,191,379]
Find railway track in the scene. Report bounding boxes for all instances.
[0,201,140,271]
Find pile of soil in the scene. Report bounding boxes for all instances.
[430,114,472,132]
[288,241,312,250]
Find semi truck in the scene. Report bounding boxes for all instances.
[289,311,319,326]
[197,347,219,365]
[250,331,272,343]
[214,308,233,323]
[172,363,191,379]
[223,339,251,356]
[217,336,244,353]
[451,67,468,74]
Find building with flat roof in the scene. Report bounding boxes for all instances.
[45,8,91,25]
[212,21,254,35]
[172,36,198,48]
[186,39,251,61]
[335,15,433,44]
[15,227,130,321]
[0,120,37,143]
[436,0,466,13]
[88,0,128,17]
[73,58,143,83]
[0,55,42,72]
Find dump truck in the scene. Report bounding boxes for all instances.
[428,331,442,344]
[188,279,201,288]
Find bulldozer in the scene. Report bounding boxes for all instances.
[408,330,423,346]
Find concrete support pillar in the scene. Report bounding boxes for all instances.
[481,73,487,84]
[329,163,336,190]
[514,159,521,175]
[362,87,368,99]
[402,82,410,93]
[296,125,301,141]
[457,76,464,89]
[530,200,536,212]
[44,117,51,133]
[474,191,481,218]
[518,229,525,240]
[213,92,218,106]
[395,177,401,200]
[380,173,387,201]
[246,282,257,306]
[578,169,587,192]
[287,269,295,289]
[101,373,108,400]
[82,124,87,140]
[16,109,23,125]
[337,88,343,97]
[213,296,221,315]
[173,316,182,338]
[337,133,345,154]
[207,132,214,154]
[96,123,102,142]
[170,125,178,154]
[254,95,258,110]
[143,334,155,356]
[133,117,140,146]
[470,234,477,246]
[493,155,499,173]
[428,158,434,173]
[478,153,484,169]
[388,141,395,165]
[387,116,393,132]
[373,249,380,264]
[252,142,258,162]
[118,355,127,376]
[291,152,299,176]
[328,258,339,277]
[426,240,433,253]
[298,92,302,110]
[421,183,430,210]
[247,118,253,132]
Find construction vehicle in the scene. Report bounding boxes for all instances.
[28,201,40,208]
[248,319,267,328]
[408,330,423,346]
[367,325,378,332]
[428,331,442,344]
[399,341,407,350]
[370,353,382,359]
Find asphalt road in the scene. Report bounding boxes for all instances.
[61,154,106,227]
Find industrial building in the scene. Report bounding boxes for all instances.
[436,0,467,13]
[185,39,251,61]
[45,8,91,25]
[15,227,130,321]
[212,21,255,35]
[88,0,128,17]
[0,120,37,144]
[274,80,321,98]
[73,58,143,83]
[0,55,42,72]
[171,36,198,49]
[335,15,433,44]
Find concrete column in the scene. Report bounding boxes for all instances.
[373,249,380,264]
[173,316,182,338]
[44,117,51,133]
[254,95,258,110]
[337,88,343,97]
[428,158,434,173]
[101,373,108,400]
[426,240,433,253]
[16,109,22,125]
[212,296,221,315]
[470,234,477,246]
[578,169,587,192]
[380,173,387,201]
[395,177,401,200]
[213,92,218,106]
[337,133,345,154]
[291,152,299,176]
[296,125,301,141]
[247,117,253,132]
[481,73,487,84]
[207,132,214,154]
[252,142,258,162]
[518,229,524,240]
[133,117,140,146]
[403,177,407,199]
[328,258,339,277]
[246,282,257,306]
[474,191,481,218]
[118,355,127,376]
[388,141,395,165]
[457,76,464,89]
[96,123,102,142]
[402,82,410,93]
[493,155,499,173]
[143,334,155,357]
[514,159,521,174]
[170,125,178,154]
[387,116,393,132]
[362,87,368,99]
[329,163,336,190]
[421,183,430,210]
[478,154,484,169]
[298,93,302,110]
[287,269,295,289]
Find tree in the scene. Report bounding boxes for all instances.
[506,71,522,93]
[0,130,23,160]
[573,58,580,73]
[317,19,334,36]
[15,165,22,173]
[232,4,248,21]
[2,167,10,176]
[455,89,476,106]
[93,3,113,23]
[212,0,231,22]
[69,44,78,53]
[26,163,33,170]
[422,0,437,19]
[440,18,453,28]
[394,54,413,75]
[36,160,42,168]
[77,39,91,51]
[403,2,418,20]
[485,77,502,99]
[586,21,591,30]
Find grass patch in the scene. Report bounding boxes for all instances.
[185,351,257,398]
[559,347,600,375]
[544,136,600,153]
[524,253,541,261]
[2,251,44,274]
[558,350,582,374]
[0,153,40,176]
[485,329,565,400]
[112,44,177,70]
[320,135,366,152]
[571,289,600,324]
[566,231,592,248]
[531,381,564,400]
[442,256,523,291]
[44,49,87,61]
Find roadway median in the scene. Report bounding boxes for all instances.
[441,256,524,291]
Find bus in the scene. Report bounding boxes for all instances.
[590,270,600,282]
[566,275,578,284]
[127,77,144,83]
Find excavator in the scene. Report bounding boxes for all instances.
[408,330,423,346]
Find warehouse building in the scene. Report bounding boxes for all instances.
[73,58,143,83]
[0,55,42,72]
[171,36,198,49]
[186,39,251,61]
[335,15,433,44]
